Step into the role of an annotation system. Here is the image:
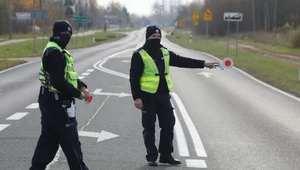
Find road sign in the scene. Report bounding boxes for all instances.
[203,8,213,21]
[192,11,200,20]
[74,16,88,23]
[193,20,199,26]
[224,12,243,22]
[222,58,234,68]
[10,12,31,20]
[104,15,118,19]
[31,10,48,19]
[179,17,184,27]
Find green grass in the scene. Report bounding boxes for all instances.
[236,39,300,56]
[0,32,49,40]
[167,29,300,97]
[113,27,139,32]
[0,59,26,71]
[0,32,125,58]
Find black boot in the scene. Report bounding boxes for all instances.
[148,160,158,166]
[159,155,181,165]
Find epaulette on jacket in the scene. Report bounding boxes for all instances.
[132,47,143,55]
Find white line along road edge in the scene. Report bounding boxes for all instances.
[93,48,208,158]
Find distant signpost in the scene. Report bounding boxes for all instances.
[192,11,200,26]
[11,11,48,53]
[74,16,88,45]
[74,16,88,23]
[224,12,243,58]
[179,17,184,27]
[203,8,213,48]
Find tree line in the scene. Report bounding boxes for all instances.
[0,0,133,38]
[150,0,300,36]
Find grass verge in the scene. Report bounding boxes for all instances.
[0,32,125,58]
[167,29,300,97]
[0,60,26,71]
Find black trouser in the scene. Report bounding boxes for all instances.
[30,104,89,170]
[141,93,175,161]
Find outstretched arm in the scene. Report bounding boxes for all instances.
[169,50,218,69]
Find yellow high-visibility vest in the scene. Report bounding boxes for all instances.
[39,41,78,92]
[139,48,174,93]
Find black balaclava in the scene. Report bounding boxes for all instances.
[145,25,161,50]
[50,20,73,49]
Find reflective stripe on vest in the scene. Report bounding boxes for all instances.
[39,42,78,92]
[139,48,174,93]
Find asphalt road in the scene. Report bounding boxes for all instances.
[0,29,300,170]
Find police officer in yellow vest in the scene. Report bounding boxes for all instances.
[129,25,218,166]
[30,20,90,170]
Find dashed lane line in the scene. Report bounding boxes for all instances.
[0,124,10,132]
[6,112,29,120]
[25,103,39,109]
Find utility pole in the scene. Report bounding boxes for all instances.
[8,0,12,39]
[33,0,36,53]
[252,0,256,32]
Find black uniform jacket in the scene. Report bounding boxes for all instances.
[129,44,205,100]
[38,41,87,124]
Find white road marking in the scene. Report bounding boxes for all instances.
[121,60,131,63]
[79,130,119,142]
[81,72,90,76]
[0,124,10,132]
[186,159,207,168]
[172,101,190,157]
[93,88,131,97]
[93,49,133,79]
[6,112,29,120]
[87,69,94,72]
[78,76,85,79]
[198,72,213,78]
[171,92,208,157]
[25,103,39,109]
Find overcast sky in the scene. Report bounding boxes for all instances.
[96,0,195,16]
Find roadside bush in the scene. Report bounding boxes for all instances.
[289,28,300,48]
[282,22,294,33]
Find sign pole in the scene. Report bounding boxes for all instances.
[236,22,239,58]
[42,13,45,50]
[226,21,230,58]
[206,21,209,48]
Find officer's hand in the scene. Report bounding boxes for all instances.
[78,92,85,100]
[134,98,143,110]
[80,87,90,101]
[204,62,219,69]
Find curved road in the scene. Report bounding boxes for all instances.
[0,29,299,170]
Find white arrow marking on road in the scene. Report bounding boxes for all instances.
[198,72,213,78]
[79,130,119,142]
[93,88,131,98]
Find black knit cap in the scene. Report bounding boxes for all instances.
[146,25,161,39]
[52,20,73,36]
